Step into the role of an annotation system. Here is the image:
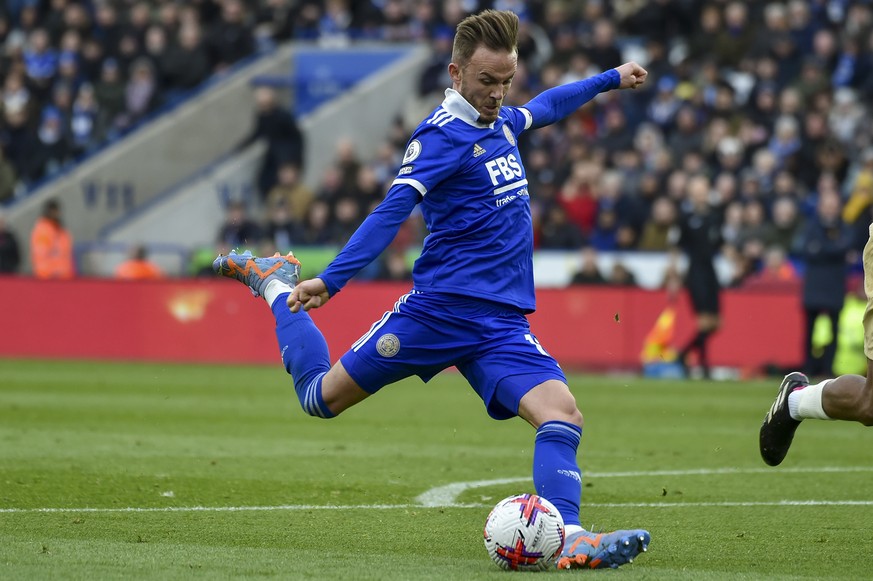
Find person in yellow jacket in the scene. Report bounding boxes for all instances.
[30,198,74,279]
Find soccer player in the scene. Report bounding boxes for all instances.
[674,175,723,379]
[215,10,650,570]
[760,221,873,467]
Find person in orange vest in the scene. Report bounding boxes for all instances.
[30,198,74,279]
[115,245,164,280]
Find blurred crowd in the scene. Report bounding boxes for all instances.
[0,0,280,200]
[4,0,873,295]
[219,0,873,292]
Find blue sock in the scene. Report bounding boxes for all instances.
[271,294,334,418]
[532,421,582,527]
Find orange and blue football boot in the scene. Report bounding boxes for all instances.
[212,250,300,297]
[557,529,650,570]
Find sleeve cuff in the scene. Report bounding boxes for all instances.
[605,68,621,90]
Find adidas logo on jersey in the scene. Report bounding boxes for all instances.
[473,143,486,158]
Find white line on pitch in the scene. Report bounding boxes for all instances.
[4,466,873,515]
[0,504,428,514]
[5,500,873,514]
[0,504,441,514]
[415,466,873,506]
[587,501,873,508]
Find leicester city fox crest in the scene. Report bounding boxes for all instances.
[376,333,400,357]
[502,124,515,146]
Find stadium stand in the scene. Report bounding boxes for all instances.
[1,0,872,293]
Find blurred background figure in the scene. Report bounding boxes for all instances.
[115,245,164,280]
[769,197,803,254]
[162,24,211,98]
[375,248,412,282]
[539,204,585,249]
[206,0,256,71]
[94,58,126,137]
[659,252,685,296]
[30,198,73,279]
[673,175,722,379]
[262,202,298,255]
[237,86,304,199]
[638,197,678,251]
[794,189,852,377]
[742,246,800,290]
[116,58,161,131]
[33,106,70,178]
[570,246,606,285]
[0,148,17,204]
[299,199,334,246]
[265,162,313,224]
[608,261,638,287]
[0,210,21,274]
[217,200,261,250]
[69,83,102,158]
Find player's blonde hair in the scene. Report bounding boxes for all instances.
[452,10,518,67]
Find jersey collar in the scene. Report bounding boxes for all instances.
[443,88,496,129]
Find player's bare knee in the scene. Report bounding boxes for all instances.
[855,378,873,426]
[314,388,350,418]
[857,399,873,427]
[319,372,370,418]
[565,407,583,428]
[549,392,583,427]
[858,409,873,427]
[519,381,584,429]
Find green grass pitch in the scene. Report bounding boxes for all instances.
[2,359,873,580]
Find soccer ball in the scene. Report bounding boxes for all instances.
[483,493,565,571]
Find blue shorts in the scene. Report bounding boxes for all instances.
[339,291,566,420]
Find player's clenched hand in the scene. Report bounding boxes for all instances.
[614,62,648,90]
[287,278,331,313]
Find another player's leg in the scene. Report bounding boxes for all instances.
[213,250,369,417]
[770,288,873,430]
[813,369,873,423]
[761,223,873,465]
[759,371,809,466]
[518,380,650,570]
[761,364,873,467]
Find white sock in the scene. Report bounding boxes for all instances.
[565,524,583,537]
[263,280,294,308]
[788,380,832,421]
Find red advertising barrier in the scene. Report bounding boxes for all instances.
[0,277,803,371]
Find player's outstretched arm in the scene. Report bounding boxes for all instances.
[286,183,420,313]
[521,62,646,130]
[288,277,330,313]
[614,61,648,90]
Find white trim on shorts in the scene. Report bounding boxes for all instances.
[351,290,418,352]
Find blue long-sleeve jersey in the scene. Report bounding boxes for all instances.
[319,69,620,313]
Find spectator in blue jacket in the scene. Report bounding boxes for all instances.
[794,189,852,376]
